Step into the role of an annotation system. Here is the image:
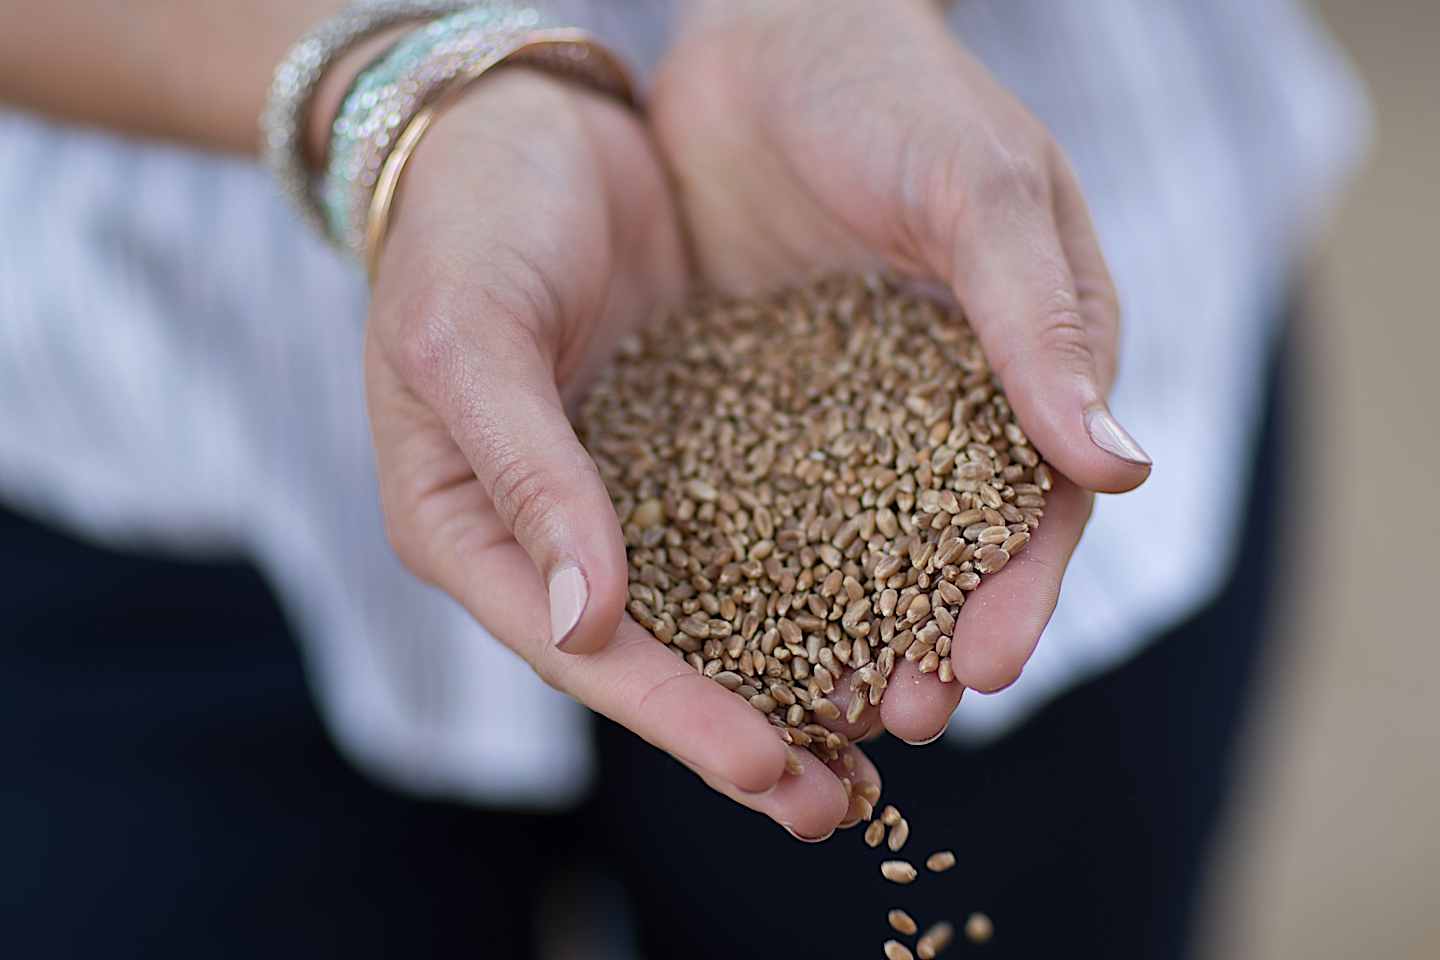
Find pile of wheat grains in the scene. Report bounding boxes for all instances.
[579,273,1038,952]
[579,273,1049,759]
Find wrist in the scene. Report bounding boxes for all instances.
[374,67,609,268]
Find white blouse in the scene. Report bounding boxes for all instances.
[0,0,1368,806]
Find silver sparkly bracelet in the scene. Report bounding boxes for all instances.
[350,23,637,275]
[260,0,477,238]
[321,5,536,253]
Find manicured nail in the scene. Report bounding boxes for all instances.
[901,729,946,747]
[1085,407,1152,466]
[548,564,588,649]
[782,822,834,844]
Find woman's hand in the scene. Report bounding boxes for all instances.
[365,69,877,840]
[651,0,1152,742]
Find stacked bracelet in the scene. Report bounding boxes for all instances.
[261,0,477,238]
[362,28,634,278]
[263,2,637,270]
[323,9,636,268]
[320,4,536,254]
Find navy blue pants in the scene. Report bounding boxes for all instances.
[1,344,1289,959]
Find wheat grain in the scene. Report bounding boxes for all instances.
[964,912,993,944]
[887,817,910,853]
[884,941,915,960]
[925,851,957,872]
[917,921,955,958]
[880,860,918,884]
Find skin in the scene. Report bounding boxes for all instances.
[0,0,338,153]
[0,0,1151,842]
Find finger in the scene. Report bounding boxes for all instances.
[945,473,1092,693]
[397,288,629,655]
[471,538,790,791]
[815,670,884,742]
[492,553,790,791]
[828,746,884,827]
[688,748,852,842]
[817,664,958,747]
[925,148,1151,493]
[879,657,965,746]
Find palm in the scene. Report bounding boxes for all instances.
[649,13,934,294]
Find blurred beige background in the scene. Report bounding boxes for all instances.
[1198,2,1440,957]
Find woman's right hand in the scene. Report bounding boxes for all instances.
[364,68,878,841]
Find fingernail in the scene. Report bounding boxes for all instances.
[1085,407,1152,466]
[782,822,834,844]
[901,729,946,747]
[548,564,588,649]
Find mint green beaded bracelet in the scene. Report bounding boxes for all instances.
[321,4,539,255]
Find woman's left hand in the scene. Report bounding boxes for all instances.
[649,0,1152,743]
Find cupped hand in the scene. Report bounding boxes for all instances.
[364,69,875,840]
[650,0,1153,742]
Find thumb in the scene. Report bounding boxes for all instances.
[411,297,629,656]
[921,151,1152,494]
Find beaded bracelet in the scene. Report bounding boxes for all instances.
[322,8,636,264]
[321,4,536,253]
[261,0,478,238]
[362,28,634,278]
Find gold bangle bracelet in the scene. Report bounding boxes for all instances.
[364,99,441,281]
[364,28,636,282]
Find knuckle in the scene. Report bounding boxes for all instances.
[974,148,1050,213]
[901,135,1053,257]
[482,243,566,333]
[897,127,982,261]
[390,284,463,389]
[383,249,563,393]
[489,454,562,548]
[1035,302,1100,373]
[986,287,1102,386]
